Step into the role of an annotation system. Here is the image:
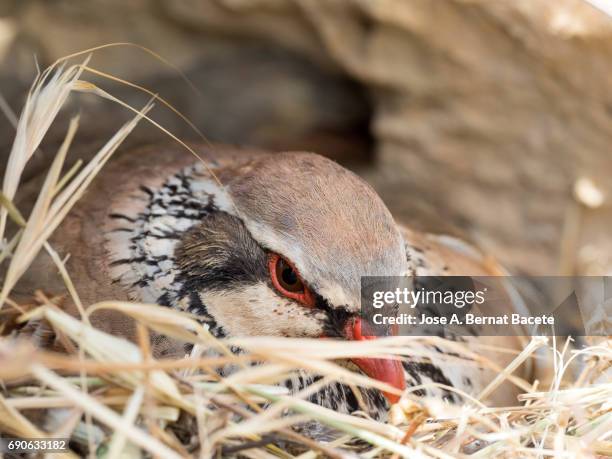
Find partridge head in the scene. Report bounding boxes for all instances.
[107,148,409,405]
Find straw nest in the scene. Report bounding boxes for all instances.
[0,48,610,459]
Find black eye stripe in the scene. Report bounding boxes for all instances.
[313,294,355,338]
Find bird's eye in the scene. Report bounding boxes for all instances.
[268,253,315,307]
[276,257,303,292]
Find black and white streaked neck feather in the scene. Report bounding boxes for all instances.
[108,163,225,331]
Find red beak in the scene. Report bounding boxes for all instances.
[346,318,405,404]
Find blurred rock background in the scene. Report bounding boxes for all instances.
[1,0,612,275]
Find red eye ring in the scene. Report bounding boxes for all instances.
[268,253,316,308]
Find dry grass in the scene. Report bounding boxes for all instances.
[0,50,610,458]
